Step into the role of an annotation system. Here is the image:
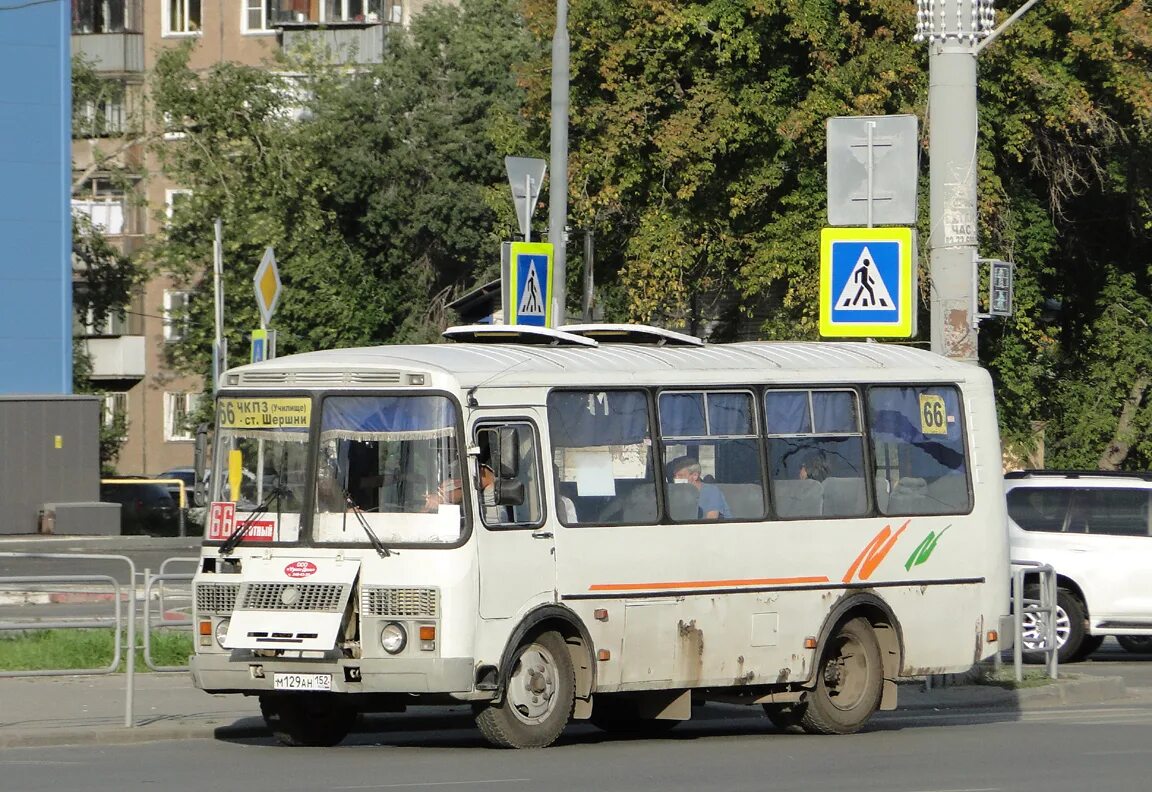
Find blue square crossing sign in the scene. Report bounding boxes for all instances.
[819,227,916,338]
[504,241,554,327]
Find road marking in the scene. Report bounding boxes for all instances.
[335,781,530,789]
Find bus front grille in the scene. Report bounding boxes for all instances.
[362,587,439,617]
[241,583,346,611]
[196,582,239,614]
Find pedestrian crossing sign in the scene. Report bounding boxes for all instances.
[819,227,916,338]
[505,241,554,327]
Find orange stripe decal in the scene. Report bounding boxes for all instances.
[842,520,910,584]
[588,576,830,592]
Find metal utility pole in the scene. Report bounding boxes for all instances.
[916,0,996,363]
[549,0,570,326]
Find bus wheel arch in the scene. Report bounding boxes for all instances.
[814,594,903,712]
[474,605,595,748]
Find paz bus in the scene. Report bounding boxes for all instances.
[190,324,1010,748]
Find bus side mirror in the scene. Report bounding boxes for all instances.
[483,427,520,479]
[494,478,525,507]
[193,422,209,507]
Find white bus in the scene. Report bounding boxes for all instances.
[190,324,1010,748]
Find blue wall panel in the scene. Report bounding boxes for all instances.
[0,1,71,394]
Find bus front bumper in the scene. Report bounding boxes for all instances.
[190,654,476,695]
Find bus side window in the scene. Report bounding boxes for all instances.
[868,385,971,517]
[548,389,658,527]
[477,423,543,528]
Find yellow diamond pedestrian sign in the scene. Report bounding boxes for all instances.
[254,247,281,327]
[819,227,916,338]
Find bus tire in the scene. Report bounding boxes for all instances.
[474,630,575,748]
[259,693,357,747]
[798,617,883,735]
[762,703,805,733]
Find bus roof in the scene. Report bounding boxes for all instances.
[223,335,987,391]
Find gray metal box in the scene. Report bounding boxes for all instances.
[0,396,102,534]
[41,502,121,536]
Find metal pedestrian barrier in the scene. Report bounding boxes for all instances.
[0,552,195,727]
[1011,560,1059,681]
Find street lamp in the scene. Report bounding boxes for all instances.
[549,0,570,326]
[914,0,995,363]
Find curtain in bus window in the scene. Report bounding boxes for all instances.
[321,396,456,440]
[868,386,970,516]
[547,390,649,447]
[660,392,706,437]
[813,391,858,433]
[764,391,811,434]
[708,392,755,435]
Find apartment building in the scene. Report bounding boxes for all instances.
[71,0,442,475]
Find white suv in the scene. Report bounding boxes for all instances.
[1006,470,1152,663]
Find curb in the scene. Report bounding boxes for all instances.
[896,674,1129,711]
[0,720,269,750]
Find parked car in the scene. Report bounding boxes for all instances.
[99,478,180,537]
[1006,469,1152,663]
[154,467,196,503]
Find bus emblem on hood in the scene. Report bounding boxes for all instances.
[284,561,318,579]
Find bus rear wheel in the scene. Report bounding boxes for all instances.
[259,693,357,747]
[474,630,575,748]
[797,617,883,735]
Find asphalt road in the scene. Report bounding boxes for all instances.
[2,699,1151,792]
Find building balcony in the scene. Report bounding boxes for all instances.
[71,33,145,74]
[81,336,146,381]
[278,22,390,65]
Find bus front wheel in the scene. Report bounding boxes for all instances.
[474,630,575,748]
[797,617,883,735]
[259,693,357,747]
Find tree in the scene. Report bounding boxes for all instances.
[148,0,542,385]
[71,55,147,472]
[518,0,1152,469]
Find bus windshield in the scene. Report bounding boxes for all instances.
[313,394,464,545]
[211,396,311,543]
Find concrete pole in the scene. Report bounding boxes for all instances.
[549,0,570,326]
[928,41,979,362]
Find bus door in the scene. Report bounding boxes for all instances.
[474,417,557,619]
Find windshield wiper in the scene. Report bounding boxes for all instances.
[341,488,393,558]
[218,481,284,556]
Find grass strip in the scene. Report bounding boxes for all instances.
[0,629,193,672]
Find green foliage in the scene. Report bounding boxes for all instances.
[149,0,541,384]
[521,0,1152,467]
[142,0,1152,469]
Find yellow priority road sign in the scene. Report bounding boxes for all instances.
[254,247,282,327]
[819,227,916,338]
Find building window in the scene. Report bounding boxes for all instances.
[254,0,397,27]
[72,0,142,34]
[164,0,201,35]
[72,178,127,236]
[165,392,202,441]
[165,189,193,222]
[163,290,192,342]
[102,392,129,428]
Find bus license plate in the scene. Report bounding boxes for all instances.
[273,673,332,691]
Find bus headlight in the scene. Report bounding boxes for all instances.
[381,622,407,654]
[214,618,231,648]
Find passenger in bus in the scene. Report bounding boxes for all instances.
[668,456,731,519]
[799,450,830,482]
[424,463,509,522]
[423,474,463,512]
